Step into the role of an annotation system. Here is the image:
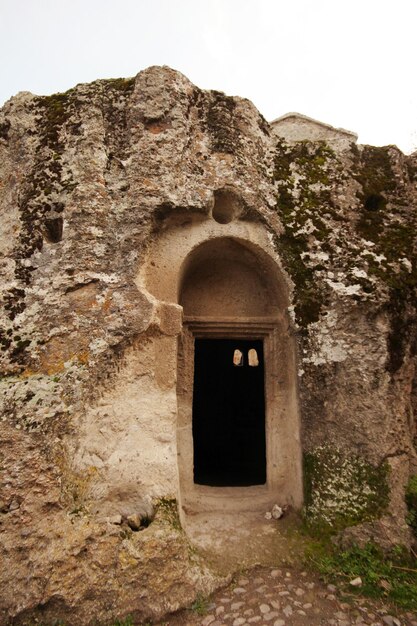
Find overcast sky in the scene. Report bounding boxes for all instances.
[1,0,416,152]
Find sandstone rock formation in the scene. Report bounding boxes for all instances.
[0,66,416,624]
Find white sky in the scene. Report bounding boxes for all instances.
[1,0,416,152]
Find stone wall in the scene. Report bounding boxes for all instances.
[0,66,416,624]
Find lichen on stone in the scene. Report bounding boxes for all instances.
[303,445,390,531]
[351,145,417,372]
[273,139,342,326]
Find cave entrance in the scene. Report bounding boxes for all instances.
[193,338,266,487]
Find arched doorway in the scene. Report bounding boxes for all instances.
[177,237,302,513]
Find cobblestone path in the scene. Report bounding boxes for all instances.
[156,566,416,626]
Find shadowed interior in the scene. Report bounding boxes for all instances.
[192,338,266,486]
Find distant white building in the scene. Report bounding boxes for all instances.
[271,112,358,148]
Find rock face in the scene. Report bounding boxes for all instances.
[0,66,416,623]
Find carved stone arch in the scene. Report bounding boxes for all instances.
[139,214,303,516]
[179,237,285,317]
[176,237,303,514]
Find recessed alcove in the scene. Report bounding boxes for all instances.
[180,238,283,317]
[177,236,303,514]
[137,212,303,515]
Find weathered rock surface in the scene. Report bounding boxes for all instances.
[0,421,227,625]
[0,65,416,623]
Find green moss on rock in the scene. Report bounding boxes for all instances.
[353,145,396,240]
[405,475,417,537]
[352,145,417,372]
[273,140,338,327]
[304,445,390,532]
[205,91,240,154]
[105,77,135,93]
[37,91,75,150]
[0,118,11,140]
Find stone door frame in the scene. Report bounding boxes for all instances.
[177,316,302,514]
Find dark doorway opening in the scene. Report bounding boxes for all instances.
[192,338,266,486]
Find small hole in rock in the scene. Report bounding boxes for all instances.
[44,217,63,243]
[212,189,240,224]
[364,194,385,212]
